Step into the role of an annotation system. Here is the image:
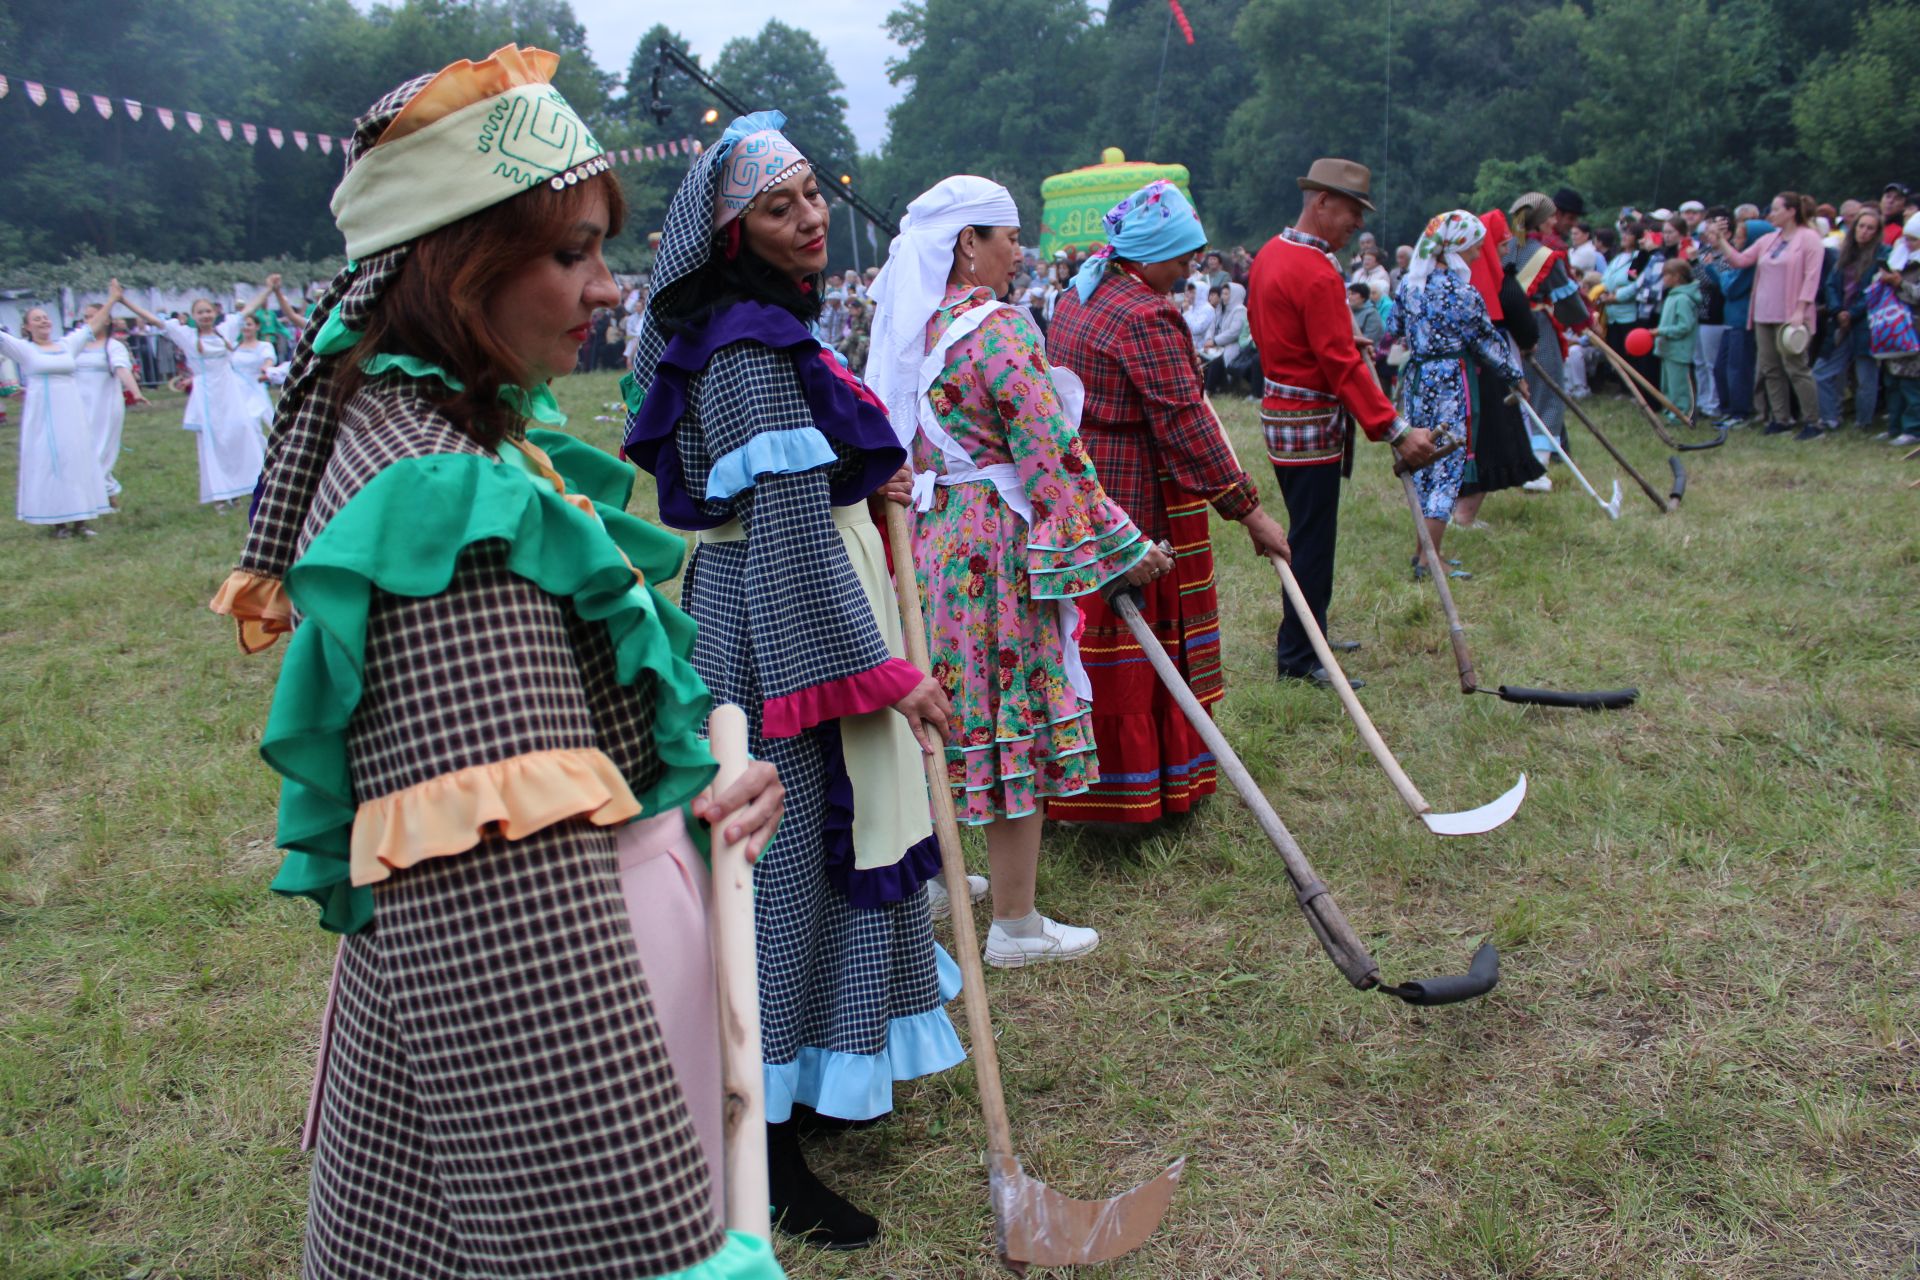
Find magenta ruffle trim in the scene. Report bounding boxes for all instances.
[761,657,922,740]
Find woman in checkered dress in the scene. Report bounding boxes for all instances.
[624,113,966,1252]
[209,52,787,1280]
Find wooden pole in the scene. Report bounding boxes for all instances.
[1526,355,1672,513]
[706,704,770,1242]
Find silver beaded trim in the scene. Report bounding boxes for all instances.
[547,153,614,191]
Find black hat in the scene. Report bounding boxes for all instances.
[1552,187,1587,217]
[1885,182,1912,199]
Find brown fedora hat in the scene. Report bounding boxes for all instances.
[1297,158,1376,211]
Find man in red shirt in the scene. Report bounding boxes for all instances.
[1883,184,1911,246]
[1048,180,1290,823]
[1248,158,1435,686]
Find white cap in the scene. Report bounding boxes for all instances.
[1678,200,1705,214]
[1651,207,1675,221]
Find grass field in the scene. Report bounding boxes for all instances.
[2,372,1916,1279]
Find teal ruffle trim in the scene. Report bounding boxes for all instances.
[705,427,837,501]
[353,346,567,426]
[763,943,966,1123]
[658,1231,785,1279]
[527,427,638,512]
[262,453,715,934]
[620,369,646,414]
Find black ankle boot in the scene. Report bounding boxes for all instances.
[766,1119,879,1251]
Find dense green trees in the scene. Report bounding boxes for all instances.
[3,0,1914,274]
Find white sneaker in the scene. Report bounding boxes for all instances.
[1521,476,1554,493]
[983,915,1100,968]
[1891,434,1920,447]
[926,874,988,920]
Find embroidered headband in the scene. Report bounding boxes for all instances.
[712,111,811,229]
[330,45,608,259]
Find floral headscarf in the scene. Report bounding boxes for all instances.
[1404,209,1487,291]
[1072,179,1208,302]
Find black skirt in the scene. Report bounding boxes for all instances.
[1461,359,1544,496]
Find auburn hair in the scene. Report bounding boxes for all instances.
[340,170,628,448]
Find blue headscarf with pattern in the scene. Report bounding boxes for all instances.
[1072,180,1209,302]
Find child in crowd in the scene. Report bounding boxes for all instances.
[1655,257,1702,417]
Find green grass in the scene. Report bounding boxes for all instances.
[2,374,1916,1278]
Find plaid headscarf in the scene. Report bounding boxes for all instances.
[234,75,429,589]
[623,122,743,405]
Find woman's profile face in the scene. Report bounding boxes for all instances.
[1768,196,1791,229]
[490,183,621,385]
[963,225,1021,298]
[741,172,830,282]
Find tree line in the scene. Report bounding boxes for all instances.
[2,0,1912,278]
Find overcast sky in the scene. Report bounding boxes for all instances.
[574,4,909,153]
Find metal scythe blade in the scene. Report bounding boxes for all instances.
[1418,772,1529,836]
[992,1153,1187,1269]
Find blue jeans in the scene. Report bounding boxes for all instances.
[1720,326,1757,418]
[1887,376,1920,438]
[1814,343,1885,426]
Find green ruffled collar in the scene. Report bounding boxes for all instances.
[313,305,566,427]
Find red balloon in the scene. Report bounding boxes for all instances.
[1625,327,1654,358]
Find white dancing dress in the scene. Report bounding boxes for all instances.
[74,335,134,498]
[160,316,267,504]
[229,338,276,435]
[1,328,112,525]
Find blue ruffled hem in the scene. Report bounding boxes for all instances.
[763,944,965,1123]
[706,427,837,500]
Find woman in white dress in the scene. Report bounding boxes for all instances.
[116,276,291,511]
[3,285,118,536]
[74,303,151,503]
[227,309,278,437]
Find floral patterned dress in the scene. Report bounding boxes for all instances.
[913,285,1149,825]
[1387,271,1523,519]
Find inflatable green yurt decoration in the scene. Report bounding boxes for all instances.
[1039,148,1194,259]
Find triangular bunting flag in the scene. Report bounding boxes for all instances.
[293,130,307,150]
[0,75,8,100]
[158,106,175,129]
[25,81,47,107]
[60,87,81,113]
[185,111,202,132]
[241,122,257,144]
[691,139,703,155]
[317,133,332,154]
[92,94,112,119]
[267,127,283,148]
[217,119,233,140]
[125,99,143,121]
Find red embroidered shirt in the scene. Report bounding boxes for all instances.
[1247,230,1397,440]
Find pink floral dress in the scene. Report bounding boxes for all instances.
[912,285,1149,825]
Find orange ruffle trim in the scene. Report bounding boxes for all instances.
[378,44,559,145]
[350,747,640,888]
[210,568,292,654]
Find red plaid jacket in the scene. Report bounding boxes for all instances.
[1046,270,1260,540]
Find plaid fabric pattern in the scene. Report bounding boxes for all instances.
[306,821,721,1278]
[684,531,946,1108]
[1260,393,1349,468]
[626,128,726,401]
[238,75,427,585]
[680,344,893,703]
[1045,269,1260,541]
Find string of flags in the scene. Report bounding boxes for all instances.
[0,71,701,165]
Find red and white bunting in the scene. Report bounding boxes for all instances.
[125,99,142,121]
[0,74,8,100]
[60,87,80,112]
[292,130,307,150]
[216,118,232,140]
[91,93,112,119]
[241,122,257,145]
[185,111,202,133]
[317,133,333,155]
[25,80,47,107]
[267,126,283,148]
[157,106,175,129]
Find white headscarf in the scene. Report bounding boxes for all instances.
[1891,212,1920,272]
[865,175,1021,447]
